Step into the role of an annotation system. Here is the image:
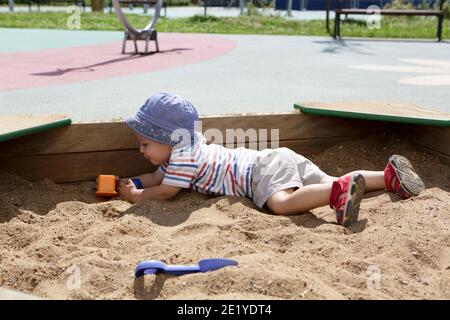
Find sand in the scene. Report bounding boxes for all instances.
[0,132,449,300]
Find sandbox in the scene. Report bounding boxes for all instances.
[0,111,449,299]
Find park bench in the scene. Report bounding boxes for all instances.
[332,0,447,41]
[108,0,167,16]
[28,0,86,12]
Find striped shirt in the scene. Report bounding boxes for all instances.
[159,132,259,198]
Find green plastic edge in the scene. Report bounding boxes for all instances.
[0,118,72,143]
[294,103,450,127]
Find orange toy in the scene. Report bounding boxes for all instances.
[96,175,119,197]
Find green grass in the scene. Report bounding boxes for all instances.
[0,12,448,39]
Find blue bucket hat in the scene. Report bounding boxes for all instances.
[125,93,199,146]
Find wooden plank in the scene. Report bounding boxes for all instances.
[417,147,450,167]
[0,136,368,183]
[0,122,138,157]
[200,112,380,143]
[280,135,369,156]
[0,112,382,157]
[0,111,382,183]
[0,150,156,183]
[391,124,450,156]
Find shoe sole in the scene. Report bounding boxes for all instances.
[342,173,366,228]
[389,155,425,197]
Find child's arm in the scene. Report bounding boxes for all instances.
[134,184,181,202]
[129,169,165,188]
[114,166,165,189]
[118,179,181,203]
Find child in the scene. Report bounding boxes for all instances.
[116,93,425,227]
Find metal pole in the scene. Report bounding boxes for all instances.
[287,0,292,17]
[8,0,14,12]
[239,0,244,15]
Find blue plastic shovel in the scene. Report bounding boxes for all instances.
[135,258,238,277]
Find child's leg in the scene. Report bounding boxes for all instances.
[319,155,425,199]
[267,173,366,227]
[266,184,332,215]
[266,155,424,221]
[267,170,383,215]
[320,171,385,192]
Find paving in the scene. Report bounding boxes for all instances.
[0,18,449,122]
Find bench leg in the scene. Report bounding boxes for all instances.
[155,32,159,52]
[122,32,127,54]
[334,13,341,39]
[134,40,138,53]
[333,13,338,39]
[145,36,149,54]
[338,14,342,38]
[437,15,443,42]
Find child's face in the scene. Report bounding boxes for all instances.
[136,134,172,166]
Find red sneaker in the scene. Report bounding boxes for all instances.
[384,155,425,199]
[329,173,366,227]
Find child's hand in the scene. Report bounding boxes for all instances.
[117,177,129,186]
[118,179,141,203]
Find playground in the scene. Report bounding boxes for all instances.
[0,0,450,300]
[1,27,450,122]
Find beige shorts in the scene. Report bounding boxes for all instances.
[250,148,327,209]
